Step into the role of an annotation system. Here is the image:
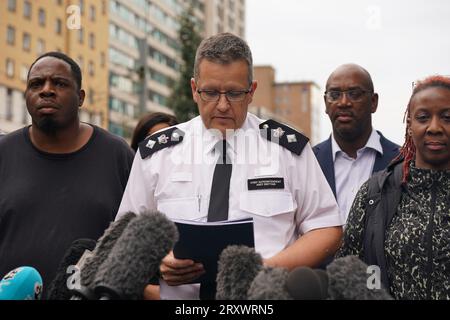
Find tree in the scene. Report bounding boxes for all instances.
[168,5,202,122]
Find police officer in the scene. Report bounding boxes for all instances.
[116,33,343,300]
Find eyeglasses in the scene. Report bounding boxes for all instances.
[196,88,252,102]
[324,88,372,102]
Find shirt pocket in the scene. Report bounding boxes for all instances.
[239,191,295,217]
[157,197,204,221]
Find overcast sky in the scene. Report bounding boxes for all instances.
[246,0,450,145]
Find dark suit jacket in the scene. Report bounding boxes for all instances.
[312,131,400,198]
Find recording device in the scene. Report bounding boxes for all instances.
[247,266,293,300]
[93,211,178,300]
[215,245,263,300]
[46,238,96,300]
[70,212,137,300]
[0,267,43,300]
[326,255,393,300]
[248,255,393,300]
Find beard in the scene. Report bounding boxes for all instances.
[34,116,62,134]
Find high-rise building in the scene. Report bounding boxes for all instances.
[0,0,109,133]
[108,0,246,140]
[250,65,322,145]
[0,0,246,139]
[205,0,245,37]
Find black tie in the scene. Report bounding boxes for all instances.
[207,140,232,222]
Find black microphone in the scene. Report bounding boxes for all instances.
[46,238,96,300]
[93,211,178,300]
[215,245,263,300]
[285,267,328,300]
[70,212,136,300]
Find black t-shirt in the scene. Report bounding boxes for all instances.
[0,125,134,297]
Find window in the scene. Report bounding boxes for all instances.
[229,0,235,11]
[20,65,29,82]
[55,18,62,34]
[88,61,94,76]
[7,26,15,45]
[24,1,31,19]
[78,28,84,44]
[37,39,45,55]
[6,89,13,121]
[79,0,85,15]
[6,59,15,78]
[89,33,95,49]
[88,88,95,104]
[100,52,105,68]
[23,33,31,51]
[101,0,107,15]
[89,5,96,21]
[38,8,46,26]
[8,0,16,12]
[77,56,84,71]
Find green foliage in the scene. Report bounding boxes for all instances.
[168,6,203,122]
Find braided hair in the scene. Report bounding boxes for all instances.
[395,75,450,183]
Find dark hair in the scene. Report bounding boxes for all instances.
[194,33,253,85]
[27,51,82,89]
[395,75,450,183]
[130,112,179,152]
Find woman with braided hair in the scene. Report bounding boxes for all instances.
[337,75,450,299]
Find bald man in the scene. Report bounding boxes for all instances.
[313,64,399,224]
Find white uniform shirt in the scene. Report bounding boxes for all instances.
[332,129,383,223]
[117,113,342,299]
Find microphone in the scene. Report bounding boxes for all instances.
[215,245,263,300]
[248,255,393,300]
[0,267,43,300]
[47,238,96,300]
[326,255,393,300]
[93,211,178,300]
[285,267,328,300]
[247,267,292,300]
[70,211,137,300]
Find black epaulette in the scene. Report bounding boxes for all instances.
[138,127,185,159]
[259,119,309,156]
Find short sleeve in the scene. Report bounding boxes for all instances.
[292,144,343,235]
[116,153,157,220]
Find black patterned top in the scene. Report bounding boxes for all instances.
[337,162,450,300]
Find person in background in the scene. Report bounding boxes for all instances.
[0,52,134,298]
[313,63,399,224]
[337,75,450,299]
[130,112,178,152]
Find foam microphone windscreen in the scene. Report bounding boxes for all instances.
[215,245,263,300]
[285,267,329,300]
[0,267,43,300]
[46,238,96,300]
[93,211,178,300]
[247,267,293,300]
[80,212,136,288]
[326,255,393,300]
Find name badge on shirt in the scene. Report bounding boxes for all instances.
[247,178,285,190]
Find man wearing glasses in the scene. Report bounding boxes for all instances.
[313,64,399,225]
[117,33,343,300]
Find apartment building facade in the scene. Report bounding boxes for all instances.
[0,0,246,139]
[0,0,109,133]
[250,65,322,145]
